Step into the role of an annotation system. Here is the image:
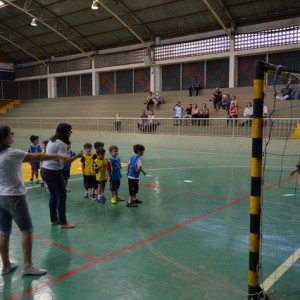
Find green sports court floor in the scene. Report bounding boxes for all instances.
[1,134,300,300]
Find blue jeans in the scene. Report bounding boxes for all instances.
[0,195,33,235]
[41,168,67,225]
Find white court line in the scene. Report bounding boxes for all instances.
[261,247,300,291]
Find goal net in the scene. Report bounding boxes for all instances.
[248,61,300,299]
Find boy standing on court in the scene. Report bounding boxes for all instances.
[127,144,146,208]
[92,148,108,203]
[28,135,42,184]
[107,145,124,204]
[81,143,94,199]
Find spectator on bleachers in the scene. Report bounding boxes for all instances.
[221,94,232,111]
[183,103,192,125]
[226,102,238,127]
[211,87,223,111]
[145,91,158,111]
[230,95,238,110]
[154,91,165,105]
[114,112,121,131]
[138,110,148,132]
[240,102,253,127]
[188,76,201,97]
[173,101,184,126]
[276,84,294,101]
[199,103,209,126]
[147,110,155,124]
[191,103,200,126]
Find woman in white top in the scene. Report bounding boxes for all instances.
[240,102,253,127]
[0,126,67,275]
[41,123,82,229]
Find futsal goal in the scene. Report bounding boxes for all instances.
[248,61,300,299]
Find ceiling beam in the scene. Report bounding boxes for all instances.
[202,0,237,37]
[0,33,47,66]
[3,0,96,62]
[95,0,153,53]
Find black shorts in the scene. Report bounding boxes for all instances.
[62,169,70,180]
[83,175,94,189]
[110,180,120,191]
[128,178,139,196]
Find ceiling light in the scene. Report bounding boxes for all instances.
[91,1,98,10]
[31,18,37,27]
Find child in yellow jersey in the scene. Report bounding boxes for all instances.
[80,143,94,199]
[92,148,108,203]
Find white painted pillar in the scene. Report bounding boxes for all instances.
[229,38,236,88]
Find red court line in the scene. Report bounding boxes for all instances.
[6,176,295,300]
[33,235,98,261]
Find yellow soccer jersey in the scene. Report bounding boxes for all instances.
[94,157,108,182]
[81,153,93,176]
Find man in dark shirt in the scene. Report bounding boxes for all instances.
[276,84,294,100]
[188,76,201,96]
[211,87,223,110]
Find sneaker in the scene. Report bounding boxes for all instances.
[89,193,96,200]
[66,188,71,192]
[97,196,106,204]
[22,264,47,276]
[41,182,45,187]
[111,197,117,204]
[84,194,88,199]
[60,223,76,229]
[126,201,138,207]
[1,262,18,275]
[133,199,143,204]
[36,180,40,184]
[116,196,124,201]
[30,178,33,184]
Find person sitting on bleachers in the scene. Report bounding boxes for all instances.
[191,103,200,126]
[154,91,165,105]
[230,95,238,110]
[146,110,157,132]
[221,94,232,111]
[276,84,294,101]
[183,103,192,125]
[173,101,184,126]
[138,110,148,132]
[226,102,238,127]
[199,103,209,126]
[240,102,253,127]
[211,87,222,111]
[145,91,158,111]
[188,76,201,96]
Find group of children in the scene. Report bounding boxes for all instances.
[81,141,146,207]
[28,135,147,208]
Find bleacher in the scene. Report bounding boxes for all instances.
[2,86,300,119]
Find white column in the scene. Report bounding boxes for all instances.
[47,77,55,98]
[229,38,236,88]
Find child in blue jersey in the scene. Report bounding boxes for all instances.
[62,143,76,192]
[107,145,124,204]
[28,135,42,184]
[127,144,146,208]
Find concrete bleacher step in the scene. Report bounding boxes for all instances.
[3,87,300,119]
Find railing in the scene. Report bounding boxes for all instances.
[0,117,299,139]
